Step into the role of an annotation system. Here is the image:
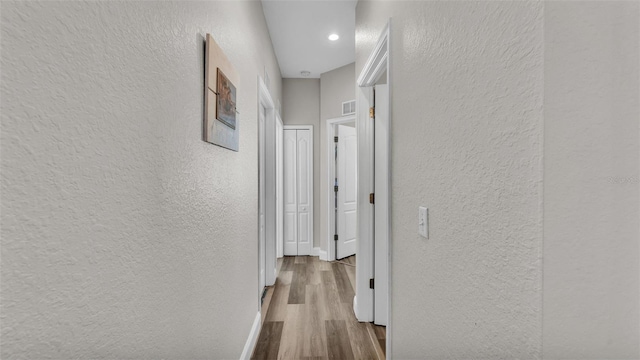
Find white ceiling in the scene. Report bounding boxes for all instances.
[261,0,356,79]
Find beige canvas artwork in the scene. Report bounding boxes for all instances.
[204,33,240,151]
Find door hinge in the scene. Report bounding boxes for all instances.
[369,107,375,118]
[369,278,375,289]
[334,185,339,192]
[369,193,375,204]
[334,136,338,143]
[334,234,338,241]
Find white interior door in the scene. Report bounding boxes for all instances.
[276,118,284,258]
[259,105,266,294]
[296,129,312,256]
[283,129,298,256]
[374,84,389,326]
[337,124,357,259]
[283,128,313,256]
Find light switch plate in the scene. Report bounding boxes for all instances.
[418,206,428,238]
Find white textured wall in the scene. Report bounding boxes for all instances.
[357,1,544,358]
[281,78,321,248]
[1,1,282,358]
[543,2,639,358]
[319,63,356,253]
[321,63,356,122]
[357,1,639,358]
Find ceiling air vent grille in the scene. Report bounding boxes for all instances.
[342,100,356,116]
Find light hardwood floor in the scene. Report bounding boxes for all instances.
[252,255,386,360]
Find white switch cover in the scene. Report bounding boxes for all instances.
[418,206,428,238]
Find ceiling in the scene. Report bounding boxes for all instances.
[261,0,357,79]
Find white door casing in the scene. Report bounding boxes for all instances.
[337,124,357,259]
[354,85,375,322]
[259,104,266,294]
[258,77,277,305]
[265,102,277,286]
[374,84,389,326]
[276,115,284,259]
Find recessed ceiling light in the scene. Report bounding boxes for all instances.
[328,34,339,41]
[301,71,311,77]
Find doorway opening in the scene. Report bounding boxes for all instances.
[326,115,357,262]
[354,19,391,357]
[258,77,278,309]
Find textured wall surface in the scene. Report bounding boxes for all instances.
[321,63,356,122]
[281,79,321,248]
[543,2,640,358]
[357,1,544,358]
[319,63,356,253]
[1,1,282,358]
[357,0,640,358]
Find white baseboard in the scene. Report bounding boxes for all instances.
[239,312,261,360]
[319,250,328,261]
[311,247,320,256]
[353,295,360,321]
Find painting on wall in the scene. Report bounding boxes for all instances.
[216,68,237,130]
[204,33,240,151]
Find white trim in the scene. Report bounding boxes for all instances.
[353,295,358,319]
[355,19,392,359]
[354,85,374,323]
[276,114,284,259]
[258,77,277,292]
[385,20,393,359]
[311,247,320,256]
[326,115,356,262]
[319,250,328,261]
[373,84,389,326]
[239,312,261,360]
[357,22,390,87]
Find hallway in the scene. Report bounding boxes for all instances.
[252,256,385,359]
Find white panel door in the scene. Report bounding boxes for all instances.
[337,125,357,259]
[283,129,298,256]
[296,129,312,256]
[374,84,389,326]
[259,105,266,294]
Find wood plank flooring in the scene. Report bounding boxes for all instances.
[253,256,386,360]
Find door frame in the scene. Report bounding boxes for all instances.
[355,19,391,357]
[258,77,277,309]
[258,89,267,302]
[325,115,356,261]
[275,113,284,259]
[283,125,314,256]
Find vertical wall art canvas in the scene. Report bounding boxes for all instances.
[216,68,237,130]
[204,33,240,151]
